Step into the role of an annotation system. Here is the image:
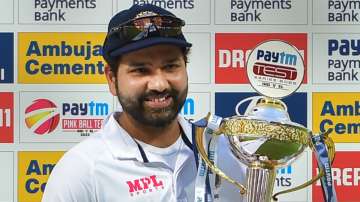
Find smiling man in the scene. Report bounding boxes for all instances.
[42,4,197,202]
[42,3,246,202]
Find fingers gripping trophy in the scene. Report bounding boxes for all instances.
[194,40,338,202]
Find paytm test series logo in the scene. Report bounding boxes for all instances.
[215,33,307,84]
[313,152,360,201]
[20,91,113,142]
[313,92,360,143]
[0,33,14,83]
[18,151,64,202]
[18,32,106,84]
[246,40,304,98]
[0,92,13,143]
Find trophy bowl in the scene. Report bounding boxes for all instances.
[194,97,336,202]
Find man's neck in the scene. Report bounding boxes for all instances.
[117,113,181,148]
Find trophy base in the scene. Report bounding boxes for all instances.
[246,165,276,202]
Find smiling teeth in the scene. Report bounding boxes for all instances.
[152,97,167,102]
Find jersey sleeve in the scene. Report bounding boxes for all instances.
[41,150,96,202]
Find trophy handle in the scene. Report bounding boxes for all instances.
[194,125,247,195]
[272,133,336,201]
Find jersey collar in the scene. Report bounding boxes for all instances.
[101,111,193,161]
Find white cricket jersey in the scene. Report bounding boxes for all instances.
[42,111,246,202]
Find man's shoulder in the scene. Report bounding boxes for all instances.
[61,133,108,168]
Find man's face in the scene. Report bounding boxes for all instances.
[106,45,188,127]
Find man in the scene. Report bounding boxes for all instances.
[42,4,246,202]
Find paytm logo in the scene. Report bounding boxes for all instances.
[0,33,14,83]
[21,91,113,141]
[328,39,360,56]
[215,92,307,126]
[256,49,297,66]
[62,101,109,116]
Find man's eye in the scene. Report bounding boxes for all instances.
[130,67,148,74]
[163,63,179,70]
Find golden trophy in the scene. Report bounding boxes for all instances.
[194,40,337,202]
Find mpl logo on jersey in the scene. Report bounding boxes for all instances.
[127,175,164,197]
[0,92,13,143]
[18,32,106,84]
[18,151,64,202]
[0,33,14,83]
[20,91,113,142]
[215,92,307,126]
[215,33,307,84]
[313,92,360,143]
[313,151,360,201]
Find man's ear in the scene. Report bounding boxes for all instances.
[105,65,117,96]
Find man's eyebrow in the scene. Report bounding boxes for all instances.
[128,62,151,67]
[163,57,181,64]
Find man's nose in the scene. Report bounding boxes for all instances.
[147,71,170,92]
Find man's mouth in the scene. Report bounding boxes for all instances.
[144,94,172,109]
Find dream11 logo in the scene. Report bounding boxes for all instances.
[24,99,60,135]
[0,92,13,143]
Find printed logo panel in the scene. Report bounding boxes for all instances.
[313,151,360,201]
[18,1,112,24]
[186,33,211,84]
[215,0,307,24]
[215,92,307,127]
[18,32,106,84]
[117,0,210,24]
[215,33,307,84]
[313,0,360,24]
[18,151,65,202]
[313,92,360,143]
[180,92,210,121]
[20,91,113,142]
[0,0,13,23]
[114,92,210,122]
[273,151,309,201]
[0,92,14,143]
[313,33,360,84]
[0,152,14,202]
[0,33,14,83]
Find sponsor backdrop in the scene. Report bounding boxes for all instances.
[0,0,359,201]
